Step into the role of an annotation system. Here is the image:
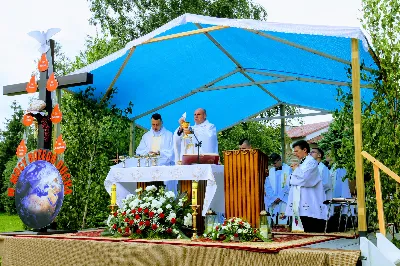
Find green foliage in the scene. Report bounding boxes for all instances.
[0,102,36,213]
[218,121,281,162]
[89,0,268,44]
[56,88,132,230]
[318,0,400,231]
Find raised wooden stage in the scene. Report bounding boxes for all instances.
[0,230,360,266]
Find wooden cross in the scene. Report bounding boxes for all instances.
[2,39,93,150]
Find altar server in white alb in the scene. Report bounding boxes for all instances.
[136,113,177,192]
[310,148,332,201]
[285,140,327,233]
[173,108,218,163]
[264,153,292,225]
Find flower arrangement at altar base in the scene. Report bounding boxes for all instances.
[203,217,270,242]
[104,185,192,239]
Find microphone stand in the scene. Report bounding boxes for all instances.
[190,129,202,164]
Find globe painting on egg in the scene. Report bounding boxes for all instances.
[15,160,64,229]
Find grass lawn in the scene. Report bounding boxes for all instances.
[0,213,24,232]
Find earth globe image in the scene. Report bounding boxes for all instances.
[15,160,64,229]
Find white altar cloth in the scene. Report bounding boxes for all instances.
[104,160,224,216]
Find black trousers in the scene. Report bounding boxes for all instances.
[300,216,326,233]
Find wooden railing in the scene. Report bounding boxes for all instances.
[361,151,400,236]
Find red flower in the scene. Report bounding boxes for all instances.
[135,214,140,220]
[223,221,227,226]
[124,217,129,222]
[144,208,149,214]
[138,207,143,212]
[139,221,144,227]
[152,224,158,230]
[171,218,176,224]
[159,213,165,219]
[125,227,130,233]
[129,220,134,225]
[166,228,172,234]
[117,228,122,233]
[122,211,126,216]
[149,211,154,218]
[234,233,239,237]
[145,220,150,227]
[215,226,219,230]
[113,212,117,217]
[253,229,257,234]
[131,209,136,214]
[136,229,142,234]
[112,224,117,230]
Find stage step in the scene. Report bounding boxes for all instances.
[360,233,400,266]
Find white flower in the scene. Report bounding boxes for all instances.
[166,204,172,209]
[222,226,226,230]
[106,215,113,226]
[245,223,250,228]
[230,236,234,241]
[178,202,183,207]
[151,199,162,209]
[243,229,248,234]
[159,197,166,204]
[237,229,243,234]
[165,191,175,199]
[184,213,193,227]
[129,198,140,209]
[167,212,176,221]
[177,234,181,239]
[173,229,179,235]
[145,185,157,192]
[135,187,143,193]
[156,208,163,214]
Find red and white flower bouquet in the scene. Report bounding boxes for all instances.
[105,186,192,239]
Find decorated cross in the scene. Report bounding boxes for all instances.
[3,29,93,199]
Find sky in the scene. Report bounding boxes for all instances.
[0,0,363,129]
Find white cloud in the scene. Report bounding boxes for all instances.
[0,0,96,129]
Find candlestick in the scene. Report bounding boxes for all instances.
[191,181,198,205]
[190,204,199,240]
[111,184,117,205]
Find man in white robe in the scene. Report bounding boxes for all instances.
[264,153,292,226]
[173,108,218,163]
[136,113,177,193]
[311,148,331,201]
[285,140,327,232]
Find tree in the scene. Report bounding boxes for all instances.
[89,0,268,45]
[318,0,400,233]
[0,102,36,213]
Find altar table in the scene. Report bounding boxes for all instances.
[104,160,224,216]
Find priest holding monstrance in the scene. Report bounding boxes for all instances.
[173,108,218,163]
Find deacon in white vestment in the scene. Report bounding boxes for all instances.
[286,140,327,233]
[311,148,332,200]
[264,153,292,225]
[136,113,177,193]
[173,108,218,163]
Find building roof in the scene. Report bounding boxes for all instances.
[286,121,331,138]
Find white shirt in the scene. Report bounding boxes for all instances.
[319,162,332,200]
[136,127,174,166]
[173,119,218,163]
[285,155,327,220]
[264,163,292,217]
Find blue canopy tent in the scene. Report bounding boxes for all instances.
[70,14,378,235]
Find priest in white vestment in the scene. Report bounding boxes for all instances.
[311,148,332,200]
[285,140,327,232]
[264,153,292,225]
[136,113,177,193]
[173,108,218,163]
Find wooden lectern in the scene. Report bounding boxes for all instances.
[223,149,268,228]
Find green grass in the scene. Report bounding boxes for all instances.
[0,213,24,232]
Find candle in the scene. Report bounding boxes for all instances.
[192,181,198,205]
[111,184,117,205]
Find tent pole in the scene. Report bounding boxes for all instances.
[280,105,286,163]
[129,120,136,157]
[351,38,367,236]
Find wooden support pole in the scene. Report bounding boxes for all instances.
[373,164,386,236]
[351,38,367,236]
[361,151,400,183]
[280,105,285,163]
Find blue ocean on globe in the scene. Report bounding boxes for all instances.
[15,160,64,229]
